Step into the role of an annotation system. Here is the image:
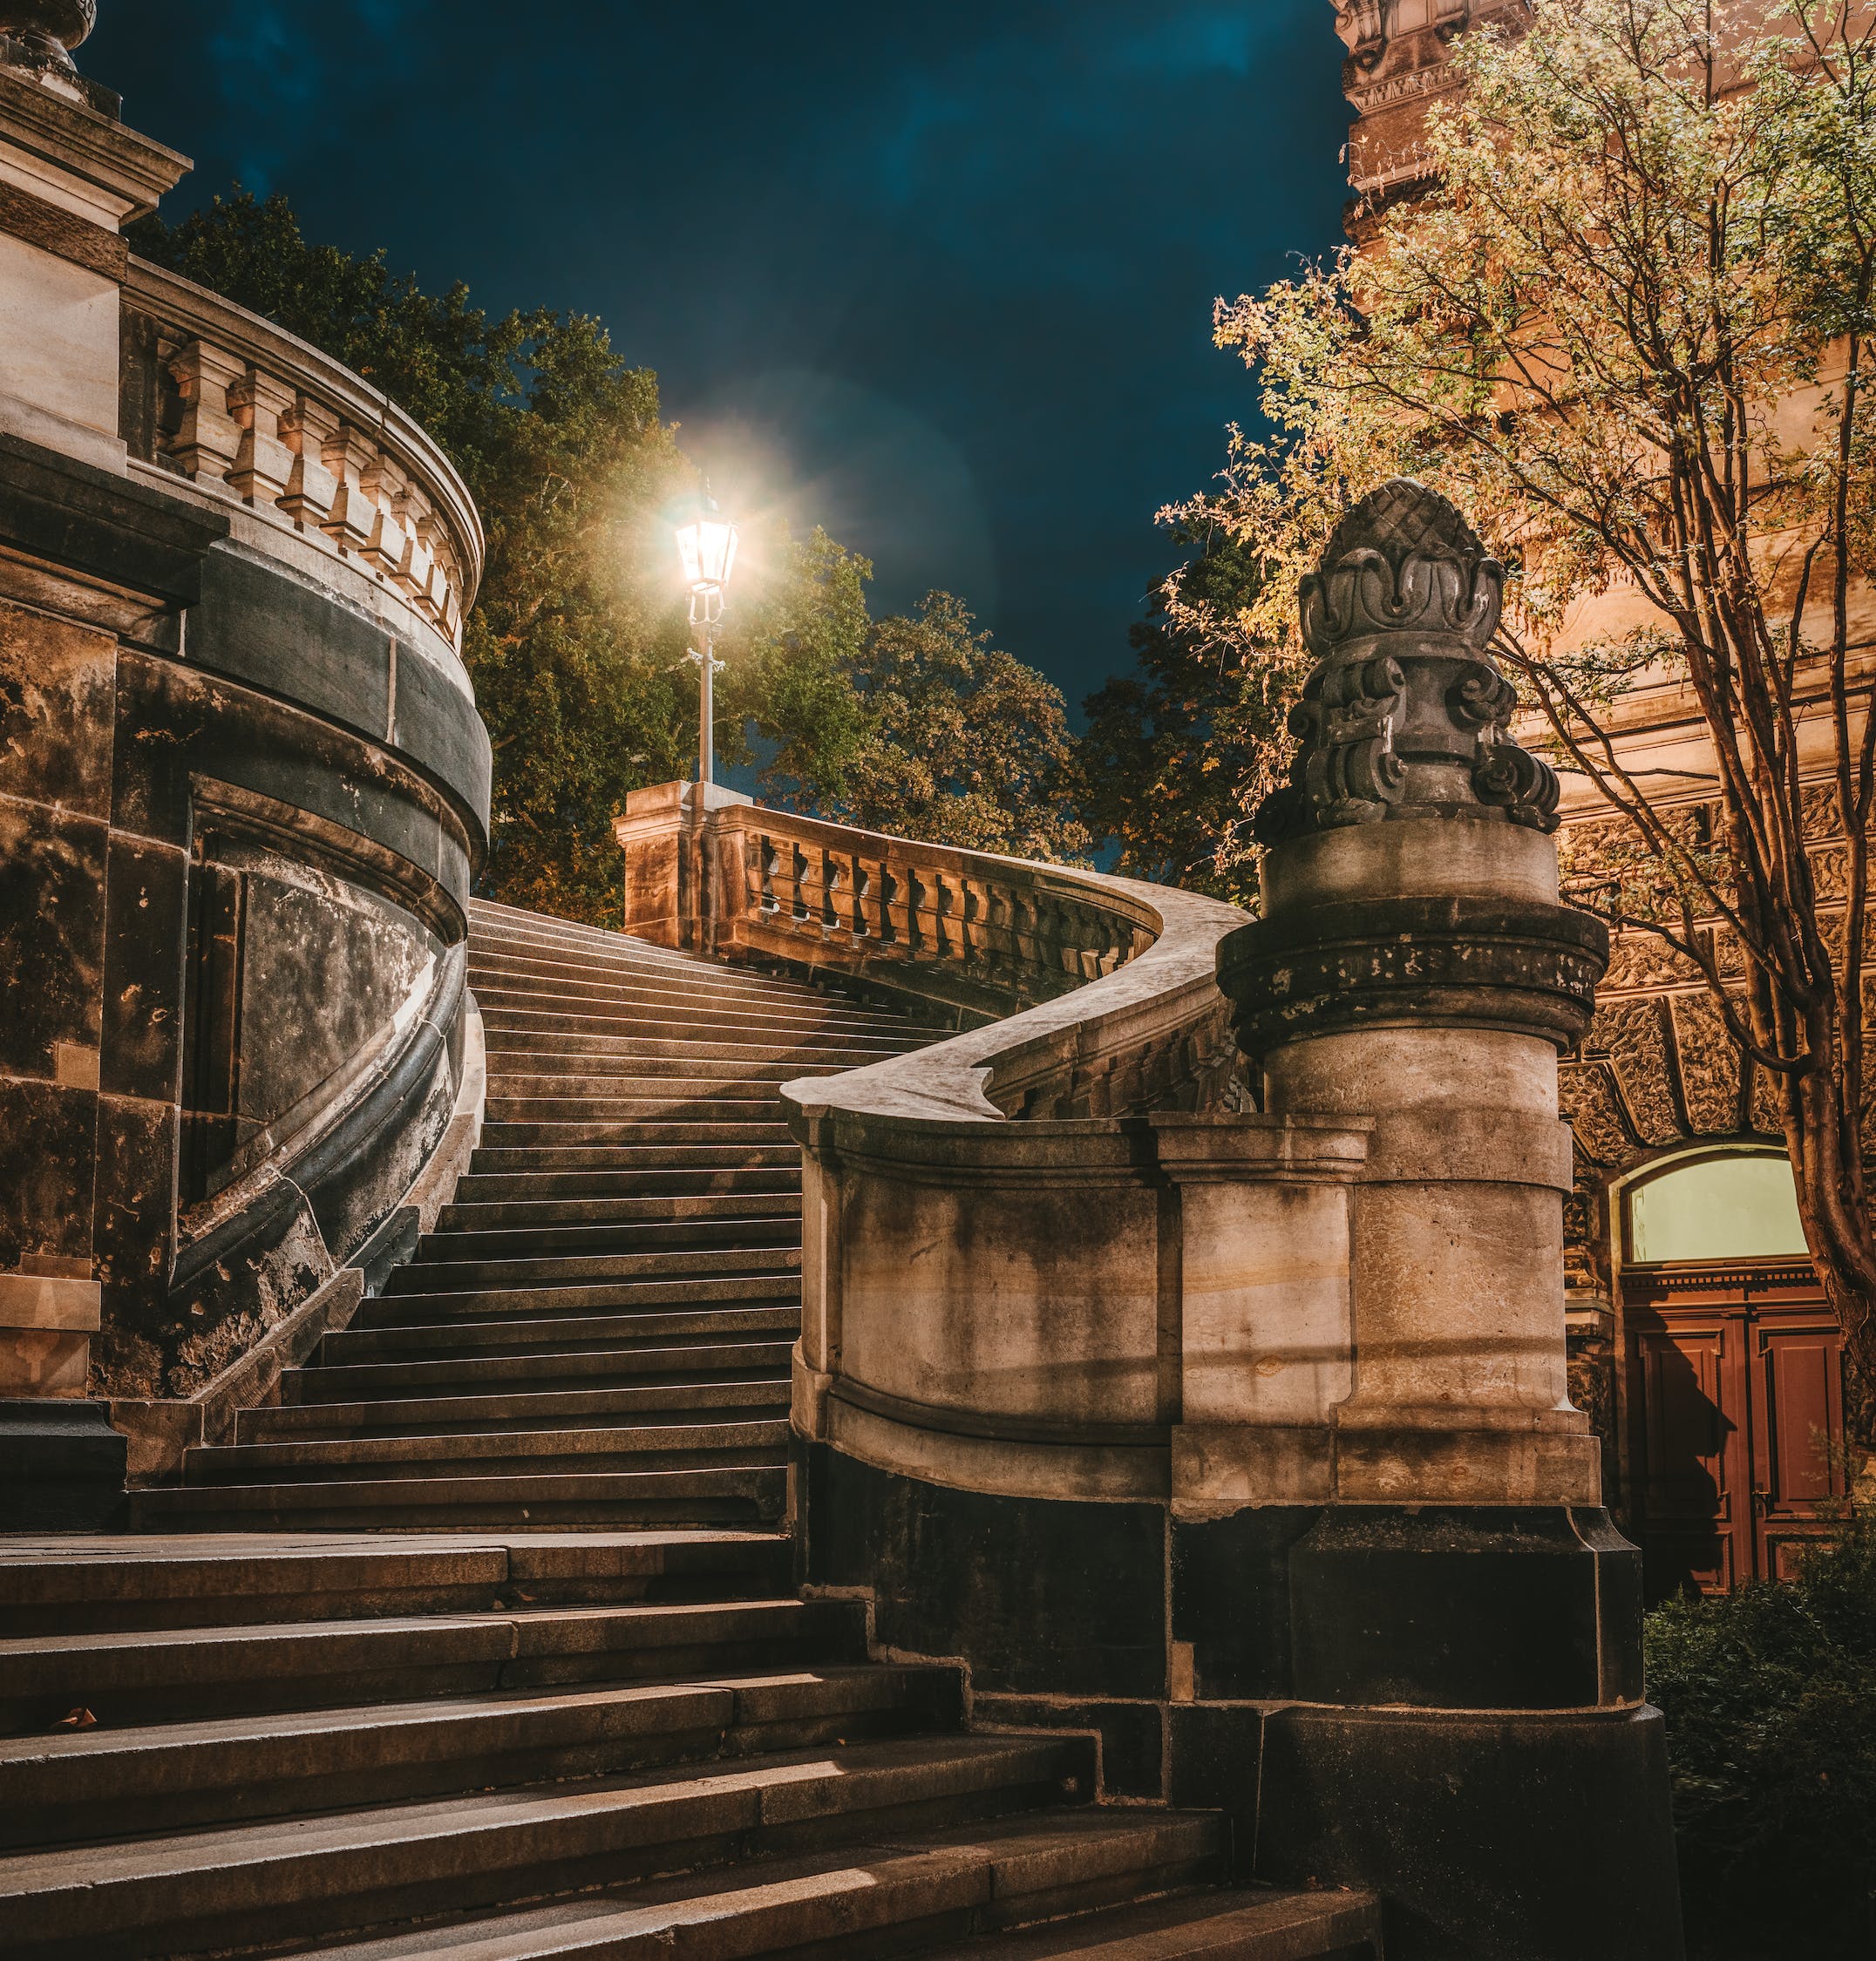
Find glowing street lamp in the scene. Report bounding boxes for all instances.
[676,493,739,787]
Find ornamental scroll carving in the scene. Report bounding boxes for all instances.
[1255,478,1561,844]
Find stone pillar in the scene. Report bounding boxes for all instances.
[614,779,751,952]
[1215,482,1682,1960]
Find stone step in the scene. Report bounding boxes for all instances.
[286,1340,795,1405]
[920,1882,1385,1961]
[349,1287,799,1334]
[474,1030,915,1066]
[475,992,916,1040]
[411,1216,801,1264]
[438,1190,801,1231]
[470,946,849,1011]
[478,1120,797,1149]
[482,1067,855,1098]
[131,1462,788,1531]
[0,1664,958,1849]
[0,1598,863,1734]
[183,1421,791,1487]
[0,1732,1091,1961]
[466,1144,802,1176]
[454,1164,800,1204]
[486,1095,788,1125]
[383,1250,801,1296]
[272,1809,1226,1961]
[467,929,903,998]
[473,975,906,1029]
[241,1379,790,1443]
[0,1531,790,1638]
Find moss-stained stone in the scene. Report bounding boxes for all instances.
[99,829,185,1103]
[0,597,115,818]
[0,793,105,1079]
[0,1076,97,1269]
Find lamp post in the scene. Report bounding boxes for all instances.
[676,494,739,787]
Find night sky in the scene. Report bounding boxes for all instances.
[85,3,1352,712]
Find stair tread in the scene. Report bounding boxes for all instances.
[273,1810,1225,1961]
[0,1664,941,1779]
[0,1732,1075,1897]
[920,1885,1384,1960]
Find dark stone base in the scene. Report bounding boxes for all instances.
[0,1399,127,1530]
[1254,1702,1683,1961]
[802,1439,1686,1959]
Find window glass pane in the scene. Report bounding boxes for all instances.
[1628,1154,1807,1263]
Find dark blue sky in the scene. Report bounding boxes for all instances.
[87,2,1351,712]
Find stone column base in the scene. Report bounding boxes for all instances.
[1250,1703,1683,1961]
[0,1399,127,1530]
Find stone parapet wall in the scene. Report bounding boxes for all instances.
[120,257,482,671]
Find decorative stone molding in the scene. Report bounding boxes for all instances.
[0,1,94,71]
[120,259,483,656]
[1256,479,1561,843]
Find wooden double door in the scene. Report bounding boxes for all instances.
[1625,1261,1846,1600]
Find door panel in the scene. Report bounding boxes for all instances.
[1624,1270,1845,1595]
[1753,1320,1845,1578]
[1629,1321,1750,1599]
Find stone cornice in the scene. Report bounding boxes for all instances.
[0,65,187,219]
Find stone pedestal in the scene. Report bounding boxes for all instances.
[614,779,752,953]
[1213,480,1682,1958]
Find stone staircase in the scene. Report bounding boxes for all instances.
[0,901,1382,1960]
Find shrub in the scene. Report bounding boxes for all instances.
[1645,1509,1876,1958]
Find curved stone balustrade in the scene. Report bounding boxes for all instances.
[616,782,1247,1118]
[120,257,483,665]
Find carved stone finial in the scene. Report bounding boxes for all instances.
[1254,477,1560,844]
[0,1,95,75]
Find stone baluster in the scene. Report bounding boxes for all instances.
[879,865,901,944]
[320,424,376,553]
[412,508,451,625]
[756,836,779,913]
[167,340,243,483]
[359,451,413,583]
[277,396,339,529]
[787,844,810,922]
[397,482,437,605]
[904,868,927,953]
[851,859,871,938]
[819,852,842,934]
[928,873,953,961]
[225,366,295,507]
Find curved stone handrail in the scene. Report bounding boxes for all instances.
[120,257,484,666]
[780,873,1247,1130]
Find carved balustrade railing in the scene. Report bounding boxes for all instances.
[119,258,484,659]
[615,782,1247,1124]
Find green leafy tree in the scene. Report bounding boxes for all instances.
[1166,2,1876,1427]
[130,193,870,922]
[1077,534,1288,906]
[825,592,1090,862]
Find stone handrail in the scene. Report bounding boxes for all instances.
[615,782,1248,1120]
[119,257,484,656]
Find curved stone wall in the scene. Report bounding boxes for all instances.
[0,53,492,1513]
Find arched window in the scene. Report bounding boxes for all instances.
[1624,1148,1807,1265]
